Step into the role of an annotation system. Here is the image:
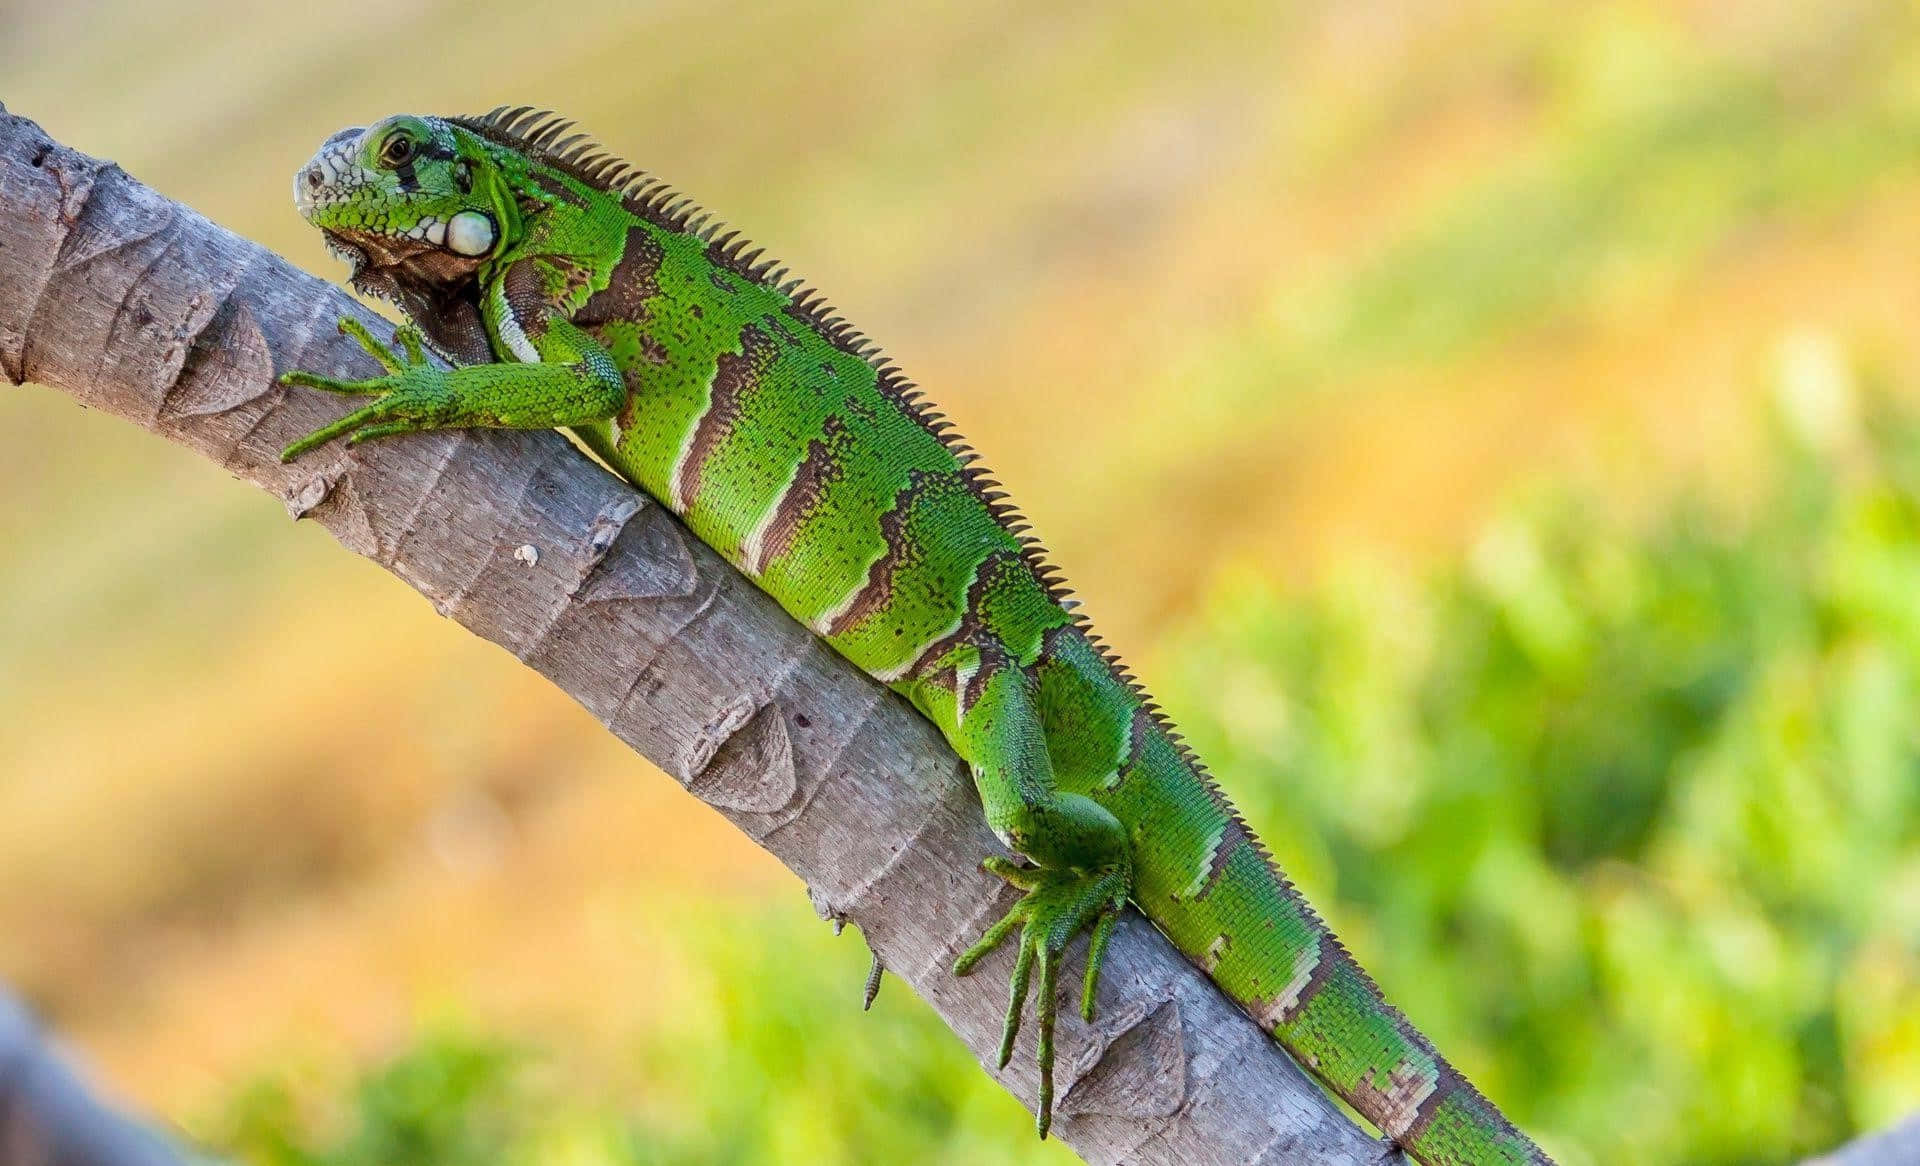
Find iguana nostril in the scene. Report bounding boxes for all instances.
[305,168,324,189]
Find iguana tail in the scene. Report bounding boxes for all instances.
[1078,622,1550,1165]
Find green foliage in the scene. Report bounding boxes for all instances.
[206,904,1077,1166]
[217,1036,523,1166]
[1159,397,1920,1164]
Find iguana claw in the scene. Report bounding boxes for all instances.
[953,856,1128,1139]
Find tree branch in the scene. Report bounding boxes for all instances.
[0,103,1391,1165]
[1806,1114,1920,1166]
[0,988,191,1165]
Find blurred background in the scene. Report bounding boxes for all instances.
[4,1,1920,1162]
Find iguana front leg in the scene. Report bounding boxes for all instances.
[279,310,624,461]
[947,655,1131,1138]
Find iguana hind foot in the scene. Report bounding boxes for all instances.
[953,856,1128,1139]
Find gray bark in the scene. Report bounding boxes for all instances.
[0,990,190,1166]
[1805,1114,1920,1166]
[0,102,1394,1164]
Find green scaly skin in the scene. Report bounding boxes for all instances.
[279,109,1551,1164]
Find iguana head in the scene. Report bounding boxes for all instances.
[292,115,523,285]
[293,114,526,362]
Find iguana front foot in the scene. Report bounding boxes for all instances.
[279,318,455,461]
[280,311,627,463]
[953,855,1128,1138]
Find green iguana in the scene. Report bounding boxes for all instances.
[278,108,1550,1165]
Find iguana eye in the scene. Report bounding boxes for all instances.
[380,133,415,167]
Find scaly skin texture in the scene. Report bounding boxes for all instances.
[280,108,1551,1165]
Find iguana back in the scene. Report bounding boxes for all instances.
[279,107,1551,1165]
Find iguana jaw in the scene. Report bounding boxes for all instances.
[319,226,483,302]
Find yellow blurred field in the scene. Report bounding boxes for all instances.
[5,2,1920,1161]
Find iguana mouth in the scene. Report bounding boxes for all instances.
[320,229,370,281]
[322,226,440,280]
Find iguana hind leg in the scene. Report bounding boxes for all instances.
[947,658,1131,1138]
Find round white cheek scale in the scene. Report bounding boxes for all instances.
[448,211,496,256]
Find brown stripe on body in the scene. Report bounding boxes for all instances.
[1402,1063,1470,1147]
[1250,943,1340,1034]
[501,259,552,340]
[895,548,1025,683]
[576,224,665,326]
[1363,1061,1442,1144]
[1192,814,1252,902]
[1106,704,1155,790]
[962,639,1012,716]
[670,324,780,512]
[822,469,944,638]
[529,169,591,208]
[745,415,848,574]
